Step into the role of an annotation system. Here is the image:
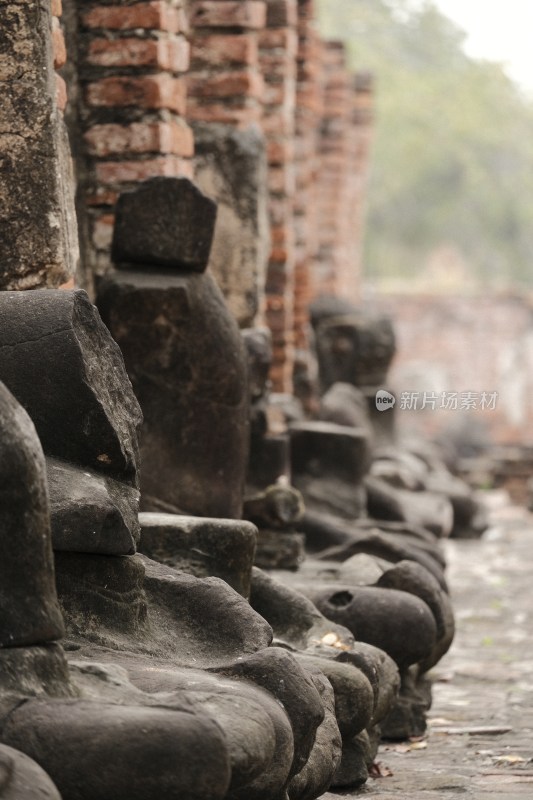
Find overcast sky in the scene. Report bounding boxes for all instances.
[432,0,533,93]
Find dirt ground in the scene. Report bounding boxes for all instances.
[322,491,533,800]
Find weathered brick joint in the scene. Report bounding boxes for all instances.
[0,3,492,799]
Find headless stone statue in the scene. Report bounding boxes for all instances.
[0,381,64,648]
[97,177,249,519]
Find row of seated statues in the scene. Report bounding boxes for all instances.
[0,178,485,799]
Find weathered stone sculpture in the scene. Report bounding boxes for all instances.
[310,298,397,445]
[0,745,62,800]
[0,289,141,485]
[0,290,332,800]
[0,382,64,649]
[98,177,249,519]
[314,311,396,391]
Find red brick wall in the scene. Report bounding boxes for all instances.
[292,2,324,397]
[58,0,373,389]
[260,0,298,392]
[187,0,266,126]
[313,44,372,304]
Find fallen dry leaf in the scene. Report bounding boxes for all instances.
[492,755,528,766]
[369,762,393,778]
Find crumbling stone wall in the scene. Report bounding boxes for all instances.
[0,0,78,290]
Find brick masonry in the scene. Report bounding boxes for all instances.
[63,0,195,289]
[12,0,373,389]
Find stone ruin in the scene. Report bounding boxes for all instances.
[0,176,489,799]
[0,2,489,798]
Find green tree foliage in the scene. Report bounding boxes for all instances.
[317,0,533,286]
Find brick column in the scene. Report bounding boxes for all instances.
[64,0,194,289]
[0,0,78,290]
[310,46,374,305]
[258,0,298,392]
[187,0,270,327]
[314,41,352,297]
[337,70,374,301]
[292,0,324,404]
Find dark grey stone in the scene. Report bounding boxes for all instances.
[2,700,231,800]
[250,567,354,652]
[47,458,139,555]
[0,744,62,800]
[301,641,399,728]
[318,382,373,432]
[119,664,293,800]
[253,529,306,571]
[370,450,429,490]
[338,553,390,585]
[296,655,374,739]
[0,291,142,485]
[290,421,371,519]
[330,730,372,789]
[138,512,257,598]
[313,312,396,391]
[426,470,488,538]
[249,570,386,744]
[365,475,454,538]
[112,177,217,272]
[309,295,357,328]
[142,557,273,669]
[243,485,304,530]
[242,327,272,401]
[381,667,432,740]
[97,270,249,518]
[288,669,342,800]
[247,434,290,489]
[0,382,64,647]
[0,645,70,700]
[302,512,448,588]
[377,560,455,671]
[291,421,372,485]
[213,648,324,780]
[301,584,437,669]
[55,553,273,667]
[54,553,148,644]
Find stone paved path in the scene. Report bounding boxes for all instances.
[322,492,533,800]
